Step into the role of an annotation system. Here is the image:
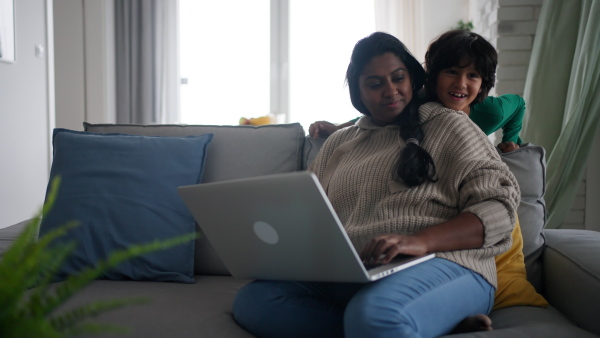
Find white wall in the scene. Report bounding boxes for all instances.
[422,0,472,46]
[53,0,115,131]
[53,0,85,131]
[0,0,53,228]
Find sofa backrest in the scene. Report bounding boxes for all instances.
[83,123,547,285]
[84,122,306,183]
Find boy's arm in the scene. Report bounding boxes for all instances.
[497,94,525,144]
[472,95,525,144]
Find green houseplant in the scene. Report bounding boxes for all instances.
[0,177,197,337]
[454,19,474,31]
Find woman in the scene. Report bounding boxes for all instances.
[233,32,519,338]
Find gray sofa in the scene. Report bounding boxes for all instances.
[1,122,599,337]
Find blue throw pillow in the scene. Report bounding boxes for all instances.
[39,128,214,283]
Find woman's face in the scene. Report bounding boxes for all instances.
[359,53,413,126]
[435,59,482,115]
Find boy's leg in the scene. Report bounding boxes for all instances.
[344,258,494,338]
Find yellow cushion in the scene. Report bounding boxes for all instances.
[494,216,548,310]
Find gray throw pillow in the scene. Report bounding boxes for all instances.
[497,143,547,291]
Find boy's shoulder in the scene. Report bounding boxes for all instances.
[419,102,469,124]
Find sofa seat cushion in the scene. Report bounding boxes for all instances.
[440,306,596,338]
[50,277,595,338]
[52,277,254,338]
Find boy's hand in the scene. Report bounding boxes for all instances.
[309,121,339,138]
[497,141,519,153]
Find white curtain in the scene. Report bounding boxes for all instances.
[115,0,179,124]
[374,0,425,63]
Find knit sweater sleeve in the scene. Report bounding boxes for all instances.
[421,104,520,249]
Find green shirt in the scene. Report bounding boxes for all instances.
[470,95,525,144]
[349,94,525,144]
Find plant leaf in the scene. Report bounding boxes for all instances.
[0,176,200,336]
[40,232,198,319]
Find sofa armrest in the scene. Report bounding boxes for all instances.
[0,218,39,258]
[543,229,600,336]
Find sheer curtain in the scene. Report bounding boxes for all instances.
[374,0,425,63]
[522,0,600,229]
[115,0,179,124]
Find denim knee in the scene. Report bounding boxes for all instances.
[344,289,417,338]
[232,282,259,331]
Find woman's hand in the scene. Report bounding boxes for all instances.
[497,141,519,153]
[308,121,339,138]
[360,212,486,265]
[360,234,428,265]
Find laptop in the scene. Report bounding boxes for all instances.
[178,171,434,283]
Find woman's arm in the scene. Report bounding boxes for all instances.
[363,108,519,263]
[360,212,483,264]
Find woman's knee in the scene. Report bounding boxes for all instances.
[232,281,265,327]
[344,290,416,337]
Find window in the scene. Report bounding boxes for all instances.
[179,1,270,126]
[289,0,375,132]
[178,0,375,132]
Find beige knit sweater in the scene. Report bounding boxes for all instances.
[308,102,520,288]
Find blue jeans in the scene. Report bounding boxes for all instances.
[232,258,494,338]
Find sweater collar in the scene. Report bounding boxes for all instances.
[355,115,401,131]
[419,102,467,124]
[355,102,465,130]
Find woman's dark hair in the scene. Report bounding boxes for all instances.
[346,32,436,187]
[424,29,498,106]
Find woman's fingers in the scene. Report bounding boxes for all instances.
[361,235,403,263]
[360,234,428,264]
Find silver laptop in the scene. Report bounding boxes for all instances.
[178,171,434,283]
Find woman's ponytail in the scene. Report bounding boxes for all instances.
[396,97,437,187]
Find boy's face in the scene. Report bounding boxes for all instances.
[435,58,482,115]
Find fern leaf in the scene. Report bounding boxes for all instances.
[0,177,68,317]
[0,222,79,320]
[20,242,77,318]
[40,232,198,318]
